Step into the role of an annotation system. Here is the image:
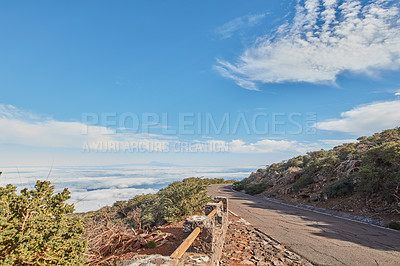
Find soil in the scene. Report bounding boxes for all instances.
[220,214,313,265]
[111,221,184,265]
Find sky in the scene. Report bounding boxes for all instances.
[1,0,400,210]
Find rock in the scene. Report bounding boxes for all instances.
[309,194,320,202]
[220,217,313,265]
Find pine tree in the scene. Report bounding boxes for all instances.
[0,181,87,265]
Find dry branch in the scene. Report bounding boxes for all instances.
[84,213,173,265]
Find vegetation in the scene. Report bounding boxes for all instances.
[388,221,400,230]
[82,177,229,264]
[237,127,400,212]
[292,176,314,192]
[147,241,156,249]
[0,181,86,265]
[0,177,229,265]
[84,177,229,229]
[232,178,268,195]
[358,142,400,195]
[325,177,355,198]
[232,179,247,191]
[244,183,268,195]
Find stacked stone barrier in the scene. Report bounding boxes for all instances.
[118,197,228,266]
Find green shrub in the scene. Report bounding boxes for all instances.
[89,177,221,229]
[292,175,313,192]
[383,193,395,204]
[157,178,210,223]
[0,181,87,265]
[307,150,329,160]
[320,155,341,176]
[302,154,340,178]
[244,183,268,195]
[334,143,357,160]
[147,241,156,249]
[232,180,246,191]
[201,178,227,185]
[358,142,400,194]
[389,221,400,230]
[325,177,354,198]
[286,156,305,169]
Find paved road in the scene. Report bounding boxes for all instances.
[208,184,400,266]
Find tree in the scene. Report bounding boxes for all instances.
[0,181,87,265]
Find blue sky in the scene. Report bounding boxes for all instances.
[1,0,400,169]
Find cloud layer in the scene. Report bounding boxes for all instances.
[0,165,253,212]
[317,100,400,135]
[0,104,172,151]
[227,139,317,153]
[0,104,318,154]
[217,0,400,90]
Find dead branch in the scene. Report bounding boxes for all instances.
[83,212,172,265]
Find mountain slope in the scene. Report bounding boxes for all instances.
[235,128,400,225]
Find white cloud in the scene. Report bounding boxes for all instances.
[319,139,358,146]
[217,0,400,89]
[0,104,170,151]
[227,139,318,153]
[214,63,260,91]
[0,104,319,154]
[215,13,266,39]
[316,100,400,135]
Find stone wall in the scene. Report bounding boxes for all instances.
[118,197,229,266]
[181,197,228,265]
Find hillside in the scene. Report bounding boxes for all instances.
[234,128,400,227]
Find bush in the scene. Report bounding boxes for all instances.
[232,180,246,191]
[147,241,156,249]
[286,156,305,169]
[358,142,400,194]
[325,177,354,198]
[302,154,340,178]
[292,175,313,192]
[389,221,400,230]
[334,143,357,160]
[201,178,226,185]
[89,177,220,229]
[0,181,87,265]
[232,179,267,195]
[157,178,210,223]
[244,183,268,195]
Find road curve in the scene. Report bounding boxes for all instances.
[208,184,400,266]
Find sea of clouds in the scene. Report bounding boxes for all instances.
[0,163,253,212]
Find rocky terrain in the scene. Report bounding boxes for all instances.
[245,157,399,223]
[236,128,400,225]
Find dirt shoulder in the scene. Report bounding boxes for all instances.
[221,213,312,265]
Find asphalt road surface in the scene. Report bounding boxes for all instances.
[208,184,400,266]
